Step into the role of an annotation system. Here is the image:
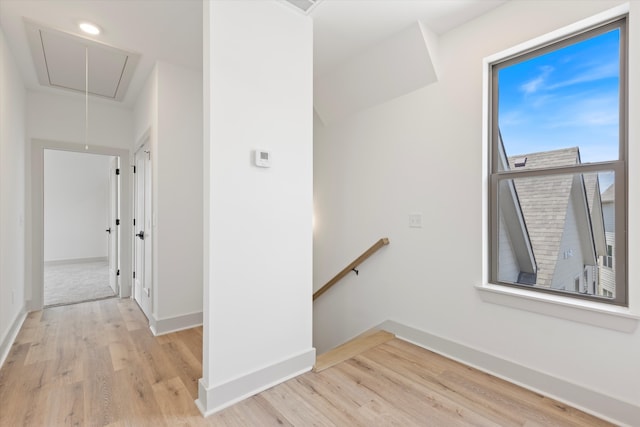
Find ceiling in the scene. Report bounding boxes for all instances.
[313,0,508,77]
[0,0,507,107]
[0,0,203,107]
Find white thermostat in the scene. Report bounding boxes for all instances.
[254,150,272,168]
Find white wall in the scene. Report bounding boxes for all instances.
[156,61,203,321]
[27,91,133,149]
[43,150,110,262]
[0,25,26,363]
[133,67,157,149]
[198,0,314,415]
[133,60,203,328]
[314,1,639,424]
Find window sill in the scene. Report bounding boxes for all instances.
[476,283,639,333]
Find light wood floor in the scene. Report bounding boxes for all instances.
[0,299,614,426]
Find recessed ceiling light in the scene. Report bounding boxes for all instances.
[79,22,100,35]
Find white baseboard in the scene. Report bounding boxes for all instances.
[149,311,203,336]
[0,308,27,370]
[195,348,316,417]
[44,256,108,266]
[379,320,640,427]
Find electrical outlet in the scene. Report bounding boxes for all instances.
[409,213,423,228]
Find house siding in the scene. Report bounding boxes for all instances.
[599,231,616,295]
[602,203,614,232]
[498,211,521,283]
[552,195,589,292]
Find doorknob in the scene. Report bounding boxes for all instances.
[105,227,112,234]
[136,231,144,240]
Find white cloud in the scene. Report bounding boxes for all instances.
[499,110,527,127]
[544,94,618,129]
[519,65,553,95]
[547,62,618,90]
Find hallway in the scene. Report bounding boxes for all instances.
[0,299,203,426]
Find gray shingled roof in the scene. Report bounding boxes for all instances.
[508,147,579,287]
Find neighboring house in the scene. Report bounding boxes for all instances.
[601,183,615,232]
[599,183,615,297]
[583,173,607,258]
[496,135,537,285]
[499,145,607,295]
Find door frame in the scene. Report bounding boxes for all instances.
[132,135,153,319]
[28,139,132,311]
[107,156,120,295]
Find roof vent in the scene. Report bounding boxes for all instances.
[513,157,527,168]
[281,0,323,14]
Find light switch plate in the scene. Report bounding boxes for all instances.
[255,150,271,167]
[409,213,423,228]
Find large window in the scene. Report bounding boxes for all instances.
[489,17,627,306]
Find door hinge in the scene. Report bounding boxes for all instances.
[117,269,120,276]
[133,165,137,173]
[116,219,120,226]
[116,168,120,175]
[133,271,136,279]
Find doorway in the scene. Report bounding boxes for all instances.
[29,139,132,311]
[43,149,119,307]
[133,138,152,319]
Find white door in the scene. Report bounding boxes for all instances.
[107,156,119,295]
[133,142,152,319]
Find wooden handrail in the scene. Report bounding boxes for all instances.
[313,237,389,301]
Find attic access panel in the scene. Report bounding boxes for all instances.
[25,20,140,101]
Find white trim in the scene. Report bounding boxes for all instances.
[195,348,316,417]
[44,256,108,266]
[476,283,639,332]
[480,4,633,325]
[0,309,27,370]
[148,311,203,336]
[379,320,640,427]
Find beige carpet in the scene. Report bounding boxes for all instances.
[44,261,116,307]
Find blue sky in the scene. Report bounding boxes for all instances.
[498,28,620,167]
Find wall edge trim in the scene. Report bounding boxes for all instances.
[379,320,639,427]
[44,256,108,266]
[195,348,316,417]
[0,308,27,370]
[149,311,203,336]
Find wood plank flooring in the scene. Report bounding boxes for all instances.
[0,298,614,426]
[314,330,395,372]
